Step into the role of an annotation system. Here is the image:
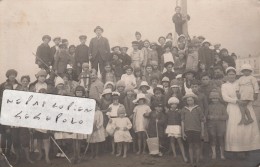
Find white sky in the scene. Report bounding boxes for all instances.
[0,0,260,82]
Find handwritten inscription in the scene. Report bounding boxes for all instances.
[0,90,96,134]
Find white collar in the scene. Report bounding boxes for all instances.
[184,105,198,112]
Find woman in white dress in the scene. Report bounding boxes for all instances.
[221,67,260,155]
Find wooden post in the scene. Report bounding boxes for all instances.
[181,0,189,37]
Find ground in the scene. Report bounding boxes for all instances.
[14,97,260,167]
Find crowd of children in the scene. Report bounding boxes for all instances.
[0,25,259,167]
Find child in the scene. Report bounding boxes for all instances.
[130,41,143,70]
[172,6,189,36]
[106,92,125,155]
[198,40,215,71]
[66,64,78,82]
[181,92,205,166]
[121,66,137,90]
[101,62,116,84]
[162,77,170,95]
[186,42,199,72]
[150,85,166,107]
[35,35,52,71]
[144,65,153,85]
[151,61,162,80]
[139,81,153,105]
[88,102,106,159]
[167,80,183,109]
[111,54,123,81]
[104,81,116,92]
[148,76,160,95]
[197,62,207,79]
[145,102,166,156]
[54,43,73,77]
[120,47,132,67]
[174,50,186,74]
[134,67,144,89]
[113,107,133,158]
[166,97,187,162]
[133,93,151,154]
[161,45,174,72]
[116,80,126,104]
[208,91,228,160]
[182,69,196,95]
[237,64,259,125]
[150,42,159,63]
[162,62,176,82]
[141,40,151,70]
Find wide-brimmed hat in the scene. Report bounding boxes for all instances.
[241,64,253,72]
[112,91,120,99]
[6,69,18,78]
[94,26,104,32]
[55,76,64,87]
[176,74,182,79]
[177,34,186,41]
[202,40,211,46]
[153,85,164,94]
[139,81,150,90]
[111,46,121,51]
[116,80,126,88]
[133,93,147,104]
[158,36,166,42]
[150,60,158,66]
[104,81,115,89]
[168,97,180,104]
[164,61,174,68]
[183,91,198,100]
[42,35,51,41]
[79,35,87,40]
[225,66,236,74]
[209,91,221,99]
[170,79,180,88]
[182,69,197,78]
[101,89,112,97]
[35,70,47,78]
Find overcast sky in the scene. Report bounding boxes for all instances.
[0,0,260,82]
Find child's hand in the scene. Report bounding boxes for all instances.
[123,127,128,131]
[182,132,187,141]
[254,93,258,101]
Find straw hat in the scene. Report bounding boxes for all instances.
[101,89,112,97]
[55,76,64,87]
[183,91,198,100]
[168,97,180,104]
[139,81,150,90]
[133,93,147,104]
[241,64,253,72]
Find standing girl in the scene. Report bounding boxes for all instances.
[101,62,116,84]
[165,97,187,162]
[181,92,205,167]
[113,107,132,158]
[133,94,151,154]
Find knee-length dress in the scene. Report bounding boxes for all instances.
[113,117,132,143]
[133,104,151,132]
[221,81,260,151]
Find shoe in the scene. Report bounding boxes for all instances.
[56,153,61,157]
[60,153,66,158]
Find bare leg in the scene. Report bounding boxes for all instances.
[43,139,51,164]
[243,101,254,125]
[195,143,201,165]
[218,135,225,160]
[116,143,122,156]
[142,132,147,154]
[23,147,34,164]
[95,143,99,158]
[238,104,248,125]
[170,137,177,157]
[36,139,43,161]
[123,143,128,158]
[137,133,141,154]
[111,138,115,155]
[177,138,188,162]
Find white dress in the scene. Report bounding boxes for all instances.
[113,117,132,143]
[133,105,151,132]
[221,81,260,151]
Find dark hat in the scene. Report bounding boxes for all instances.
[120,47,128,51]
[111,46,121,51]
[220,48,229,54]
[153,102,164,108]
[164,61,174,68]
[6,69,18,78]
[53,36,61,41]
[182,69,197,78]
[153,85,165,94]
[135,31,141,36]
[158,36,166,42]
[94,26,104,32]
[42,35,51,41]
[61,39,68,43]
[79,35,87,39]
[150,42,157,48]
[150,75,159,81]
[197,36,205,40]
[132,41,139,46]
[59,43,67,48]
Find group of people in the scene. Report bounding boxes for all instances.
[0,12,260,167]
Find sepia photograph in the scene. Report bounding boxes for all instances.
[0,0,260,167]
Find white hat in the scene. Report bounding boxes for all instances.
[241,64,253,72]
[176,74,182,79]
[183,90,198,100]
[101,89,112,96]
[168,97,180,104]
[55,76,64,87]
[133,93,147,104]
[112,91,120,96]
[67,64,73,69]
[104,81,115,89]
[162,77,170,82]
[202,40,211,46]
[225,66,236,73]
[139,81,150,90]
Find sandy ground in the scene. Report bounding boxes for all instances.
[8,97,260,167]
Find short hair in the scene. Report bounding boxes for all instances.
[190,79,200,86]
[200,72,211,80]
[21,75,30,82]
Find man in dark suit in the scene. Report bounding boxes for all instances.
[50,36,61,66]
[89,26,110,74]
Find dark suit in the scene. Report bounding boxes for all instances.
[89,36,110,73]
[50,46,58,66]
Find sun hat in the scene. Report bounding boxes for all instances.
[162,77,170,82]
[183,91,198,100]
[116,80,126,88]
[176,74,182,79]
[240,64,253,72]
[139,81,150,90]
[101,89,112,97]
[133,93,147,104]
[55,76,64,87]
[170,79,180,88]
[104,81,115,89]
[168,97,180,104]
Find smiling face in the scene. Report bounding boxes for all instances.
[37,75,46,83]
[21,78,29,87]
[8,74,16,82]
[186,97,195,106]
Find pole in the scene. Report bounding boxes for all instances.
[50,137,72,164]
[181,0,189,37]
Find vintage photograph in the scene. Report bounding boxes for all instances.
[0,0,260,167]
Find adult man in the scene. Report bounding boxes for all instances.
[172,6,190,36]
[35,35,52,71]
[75,35,89,75]
[50,36,61,65]
[89,26,110,74]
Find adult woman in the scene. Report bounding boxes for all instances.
[221,67,260,154]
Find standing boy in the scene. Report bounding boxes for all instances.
[75,35,89,75]
[36,35,52,71]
